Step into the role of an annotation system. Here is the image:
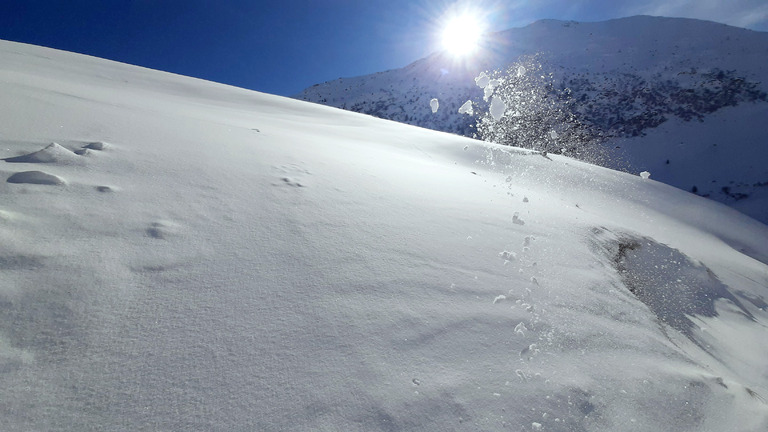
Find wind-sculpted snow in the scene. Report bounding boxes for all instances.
[6,170,66,185]
[3,143,81,164]
[595,229,754,341]
[1,38,767,431]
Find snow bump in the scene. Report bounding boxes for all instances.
[6,171,66,186]
[3,143,81,165]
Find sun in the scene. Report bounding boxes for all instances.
[441,13,485,57]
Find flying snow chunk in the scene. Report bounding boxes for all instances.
[640,171,651,179]
[483,79,502,100]
[490,96,506,121]
[517,65,527,77]
[458,100,473,115]
[430,98,439,113]
[549,130,559,139]
[475,72,490,89]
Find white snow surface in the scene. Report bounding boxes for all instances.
[1,40,768,431]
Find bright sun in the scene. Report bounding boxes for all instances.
[441,13,484,56]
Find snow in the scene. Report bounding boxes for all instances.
[475,72,502,100]
[1,39,768,431]
[612,102,768,224]
[640,171,651,179]
[430,97,439,113]
[489,95,506,121]
[484,80,498,100]
[6,170,66,185]
[296,16,768,224]
[458,100,473,115]
[2,143,82,164]
[475,71,490,89]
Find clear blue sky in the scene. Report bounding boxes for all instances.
[2,0,766,96]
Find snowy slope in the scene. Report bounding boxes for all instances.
[1,39,768,431]
[615,102,768,224]
[295,16,768,223]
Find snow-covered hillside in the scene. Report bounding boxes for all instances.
[1,39,768,431]
[295,16,768,223]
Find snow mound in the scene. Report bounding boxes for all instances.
[6,170,65,185]
[3,143,81,164]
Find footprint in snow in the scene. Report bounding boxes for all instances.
[499,250,516,262]
[146,221,179,240]
[279,177,304,187]
[271,164,310,188]
[520,343,540,359]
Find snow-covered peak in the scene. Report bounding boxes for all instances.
[295,16,768,224]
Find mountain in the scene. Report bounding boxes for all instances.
[295,16,768,224]
[2,39,768,431]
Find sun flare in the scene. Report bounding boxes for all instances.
[441,13,484,56]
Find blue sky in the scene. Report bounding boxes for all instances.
[1,0,766,96]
